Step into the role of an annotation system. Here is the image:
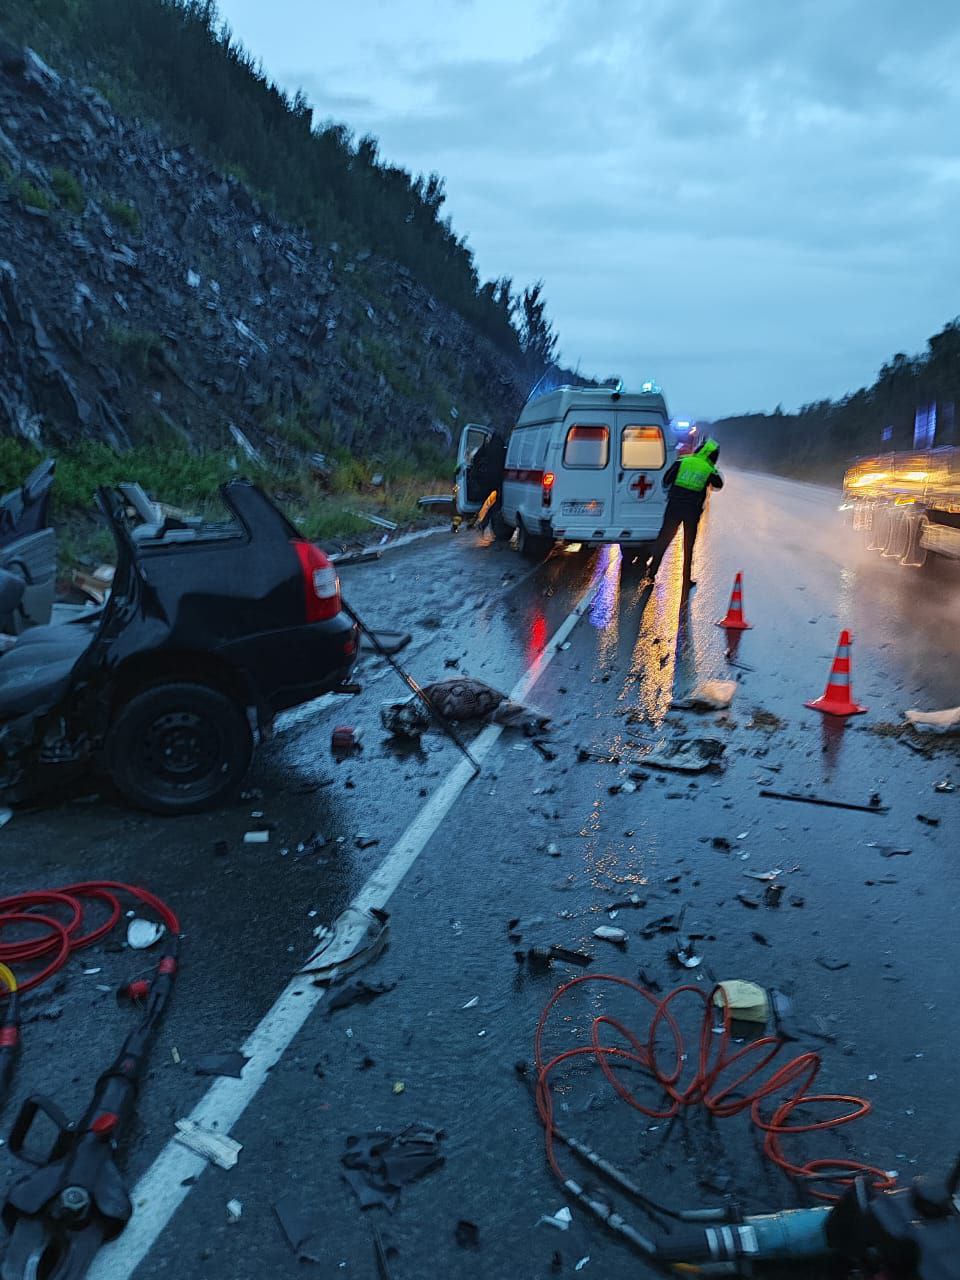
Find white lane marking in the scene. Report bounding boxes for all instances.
[88,565,601,1280]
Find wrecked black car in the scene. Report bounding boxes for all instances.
[0,479,359,814]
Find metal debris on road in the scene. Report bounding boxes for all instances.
[327,977,397,1014]
[549,945,593,968]
[759,788,889,814]
[462,996,480,1009]
[743,869,783,881]
[126,917,165,949]
[867,844,912,858]
[302,904,390,979]
[193,1051,250,1078]
[173,1119,242,1169]
[341,1124,445,1211]
[644,737,726,772]
[934,779,955,793]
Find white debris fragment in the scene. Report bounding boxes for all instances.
[126,918,165,950]
[539,1206,572,1231]
[173,1120,242,1169]
[593,926,627,944]
[575,1258,591,1272]
[462,996,480,1009]
[186,269,201,288]
[226,1198,243,1224]
[905,706,960,732]
[243,830,270,844]
[0,808,12,829]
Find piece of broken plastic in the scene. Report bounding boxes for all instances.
[226,1198,242,1224]
[326,977,396,1014]
[193,1051,250,1079]
[539,1206,572,1231]
[644,738,726,773]
[380,696,431,738]
[126,918,165,950]
[302,904,389,979]
[173,1119,242,1169]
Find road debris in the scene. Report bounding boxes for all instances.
[303,904,390,979]
[126,917,165,949]
[0,808,12,829]
[934,779,955,793]
[539,1206,572,1231]
[341,1123,445,1210]
[455,1220,480,1249]
[274,1192,324,1261]
[748,707,785,731]
[593,926,627,945]
[193,1051,250,1078]
[226,1198,242,1224]
[462,996,480,1009]
[916,813,940,826]
[713,980,770,1024]
[763,882,785,908]
[550,945,593,968]
[905,705,960,732]
[672,679,737,711]
[816,955,850,972]
[867,844,911,858]
[759,788,889,814]
[173,1119,242,1169]
[242,830,270,844]
[644,738,725,772]
[327,977,397,1014]
[736,892,761,909]
[332,725,363,755]
[743,869,782,881]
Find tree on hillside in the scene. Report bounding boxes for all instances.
[517,281,558,375]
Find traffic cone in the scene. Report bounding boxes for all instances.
[804,630,867,717]
[715,572,752,630]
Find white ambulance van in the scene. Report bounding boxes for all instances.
[455,384,675,558]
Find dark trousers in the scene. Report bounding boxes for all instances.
[647,499,703,585]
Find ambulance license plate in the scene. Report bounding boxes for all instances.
[562,500,603,515]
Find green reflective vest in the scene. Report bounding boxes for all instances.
[674,452,716,492]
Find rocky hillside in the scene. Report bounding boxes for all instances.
[0,43,528,465]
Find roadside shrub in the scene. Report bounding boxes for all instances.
[50,166,86,213]
[15,177,52,210]
[101,194,141,234]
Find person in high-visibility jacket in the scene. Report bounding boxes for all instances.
[644,438,723,591]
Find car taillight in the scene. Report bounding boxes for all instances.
[292,540,341,621]
[542,471,555,508]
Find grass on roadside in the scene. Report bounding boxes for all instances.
[0,438,449,566]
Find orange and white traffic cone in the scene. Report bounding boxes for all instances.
[715,572,752,630]
[804,630,867,716]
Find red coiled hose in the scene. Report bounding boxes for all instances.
[534,975,894,1202]
[0,881,180,995]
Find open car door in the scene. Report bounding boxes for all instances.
[454,423,494,517]
[0,459,57,635]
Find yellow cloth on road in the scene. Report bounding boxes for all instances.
[713,980,770,1024]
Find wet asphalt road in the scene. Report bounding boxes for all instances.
[1,469,959,1280]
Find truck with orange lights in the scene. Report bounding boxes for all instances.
[841,447,960,566]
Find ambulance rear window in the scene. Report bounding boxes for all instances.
[564,425,609,469]
[621,425,665,469]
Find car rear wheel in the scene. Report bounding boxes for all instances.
[106,682,253,814]
[489,507,513,541]
[516,518,552,560]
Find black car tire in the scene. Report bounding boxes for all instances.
[516,518,551,560]
[489,507,513,541]
[106,682,253,814]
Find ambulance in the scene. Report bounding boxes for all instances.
[455,383,675,557]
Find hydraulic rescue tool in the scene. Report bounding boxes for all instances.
[0,884,180,1280]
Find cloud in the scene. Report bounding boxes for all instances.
[218,0,960,415]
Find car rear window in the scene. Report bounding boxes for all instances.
[621,425,666,469]
[564,425,609,469]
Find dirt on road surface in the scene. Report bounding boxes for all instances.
[2,470,959,1279]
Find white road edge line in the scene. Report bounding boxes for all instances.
[88,568,601,1280]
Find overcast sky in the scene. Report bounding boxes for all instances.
[216,0,960,419]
